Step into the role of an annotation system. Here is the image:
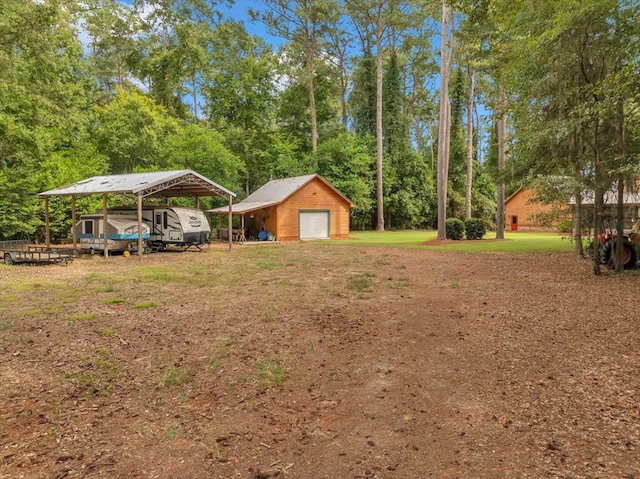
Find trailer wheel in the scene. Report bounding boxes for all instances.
[89,248,95,255]
[4,253,14,265]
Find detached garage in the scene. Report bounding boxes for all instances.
[209,174,353,241]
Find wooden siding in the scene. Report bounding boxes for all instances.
[505,188,558,231]
[275,178,351,241]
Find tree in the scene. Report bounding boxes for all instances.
[93,90,178,173]
[252,0,341,160]
[436,0,454,240]
[0,0,98,240]
[83,0,140,97]
[491,0,640,273]
[202,20,278,194]
[163,123,245,206]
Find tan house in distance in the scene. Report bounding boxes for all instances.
[209,174,353,241]
[504,186,566,231]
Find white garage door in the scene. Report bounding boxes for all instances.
[299,210,330,240]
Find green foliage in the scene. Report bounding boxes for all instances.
[316,134,374,229]
[464,218,486,240]
[93,90,178,173]
[445,218,465,240]
[557,219,573,234]
[163,123,244,202]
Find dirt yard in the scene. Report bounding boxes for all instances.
[1,241,638,479]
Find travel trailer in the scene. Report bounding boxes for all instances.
[108,207,212,251]
[75,214,150,254]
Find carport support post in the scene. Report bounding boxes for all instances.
[71,195,77,247]
[44,196,50,248]
[228,195,233,251]
[102,193,109,259]
[137,193,143,259]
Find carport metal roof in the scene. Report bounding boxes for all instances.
[40,170,235,199]
[39,170,236,256]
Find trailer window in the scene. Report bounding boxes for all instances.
[85,221,93,235]
[155,213,161,226]
[163,212,168,229]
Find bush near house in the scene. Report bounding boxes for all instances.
[465,218,487,240]
[446,218,465,240]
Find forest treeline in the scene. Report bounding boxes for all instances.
[0,0,638,242]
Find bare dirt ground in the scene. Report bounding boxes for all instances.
[1,241,639,479]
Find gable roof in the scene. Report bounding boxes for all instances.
[208,174,352,214]
[40,170,235,199]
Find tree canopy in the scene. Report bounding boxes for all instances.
[0,0,637,248]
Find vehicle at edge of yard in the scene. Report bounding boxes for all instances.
[108,207,212,251]
[597,225,638,269]
[75,213,150,255]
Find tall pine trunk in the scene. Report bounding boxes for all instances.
[436,1,454,240]
[495,92,506,239]
[375,4,384,231]
[465,70,475,220]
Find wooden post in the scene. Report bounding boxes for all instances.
[228,195,233,251]
[137,192,143,259]
[44,196,50,247]
[102,193,109,258]
[195,196,200,209]
[71,195,77,247]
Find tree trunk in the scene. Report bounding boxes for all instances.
[573,162,584,259]
[465,70,475,220]
[375,4,384,232]
[614,97,626,273]
[307,53,318,160]
[495,93,506,239]
[592,119,602,276]
[436,1,453,240]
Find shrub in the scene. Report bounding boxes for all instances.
[445,218,465,240]
[464,218,487,240]
[557,219,573,234]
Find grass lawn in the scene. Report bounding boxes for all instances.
[333,230,575,254]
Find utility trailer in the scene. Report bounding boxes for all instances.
[75,213,150,254]
[1,240,75,266]
[107,207,212,251]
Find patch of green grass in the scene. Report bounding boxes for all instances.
[65,348,119,397]
[254,356,288,389]
[99,328,116,337]
[42,305,63,314]
[139,267,181,283]
[63,313,96,321]
[333,230,573,253]
[389,277,410,289]
[132,301,157,309]
[347,273,375,291]
[159,366,193,388]
[203,339,233,370]
[101,298,125,305]
[449,281,463,289]
[164,421,184,439]
[144,397,165,410]
[0,321,12,331]
[84,272,106,282]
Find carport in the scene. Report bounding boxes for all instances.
[39,170,236,257]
